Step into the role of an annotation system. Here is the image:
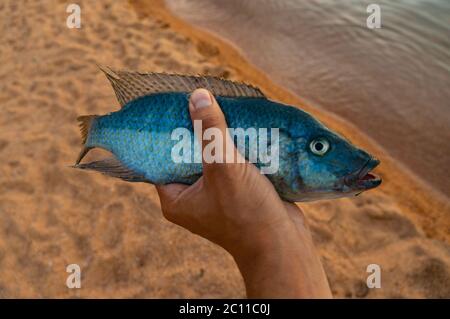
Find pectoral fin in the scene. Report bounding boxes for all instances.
[72,157,150,183]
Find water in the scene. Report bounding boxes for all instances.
[166,0,450,197]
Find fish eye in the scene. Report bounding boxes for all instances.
[310,138,330,156]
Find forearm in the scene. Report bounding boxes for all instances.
[232,221,332,298]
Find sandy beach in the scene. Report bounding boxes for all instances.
[0,0,448,298]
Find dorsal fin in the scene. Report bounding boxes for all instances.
[98,65,266,107]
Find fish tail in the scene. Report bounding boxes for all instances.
[75,115,98,164]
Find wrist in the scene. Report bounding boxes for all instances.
[229,218,297,265]
[228,218,332,298]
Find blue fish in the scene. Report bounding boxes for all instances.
[74,66,381,202]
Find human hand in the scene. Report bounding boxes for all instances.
[156,89,331,298]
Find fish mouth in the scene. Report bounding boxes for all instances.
[344,158,382,191]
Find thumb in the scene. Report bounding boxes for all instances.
[189,88,243,172]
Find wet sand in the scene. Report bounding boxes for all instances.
[0,0,448,297]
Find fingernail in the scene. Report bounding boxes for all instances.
[191,89,212,109]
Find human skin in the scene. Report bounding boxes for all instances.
[156,88,332,298]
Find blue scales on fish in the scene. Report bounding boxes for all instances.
[73,66,381,202]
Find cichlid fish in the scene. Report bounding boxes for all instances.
[73,66,381,202]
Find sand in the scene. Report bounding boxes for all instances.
[0,0,448,298]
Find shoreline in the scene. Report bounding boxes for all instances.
[130,0,449,242]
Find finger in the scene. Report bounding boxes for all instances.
[156,183,188,202]
[188,88,244,173]
[156,183,189,221]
